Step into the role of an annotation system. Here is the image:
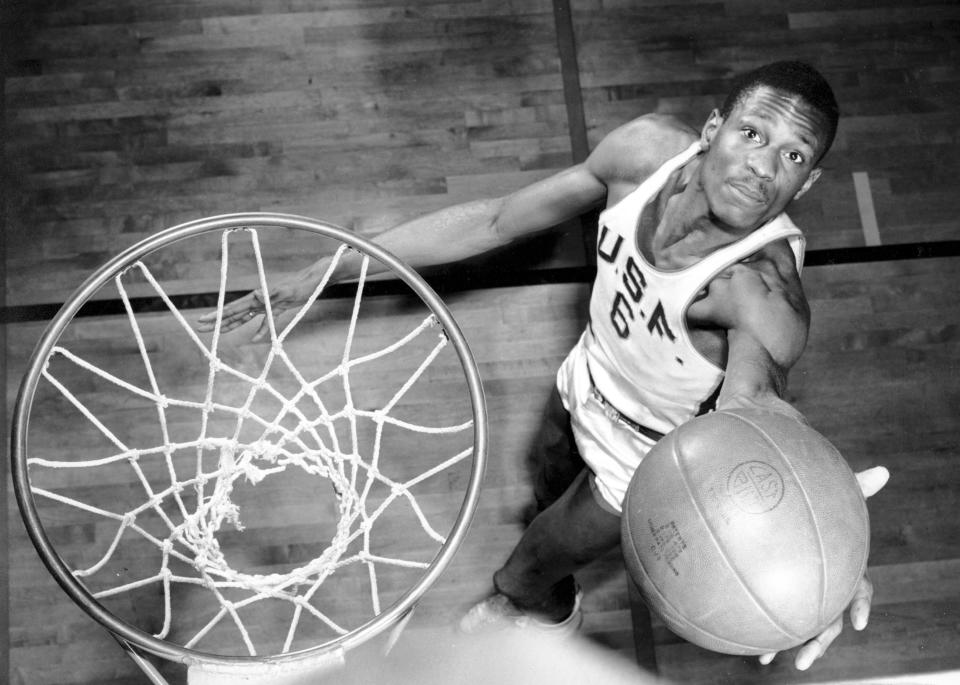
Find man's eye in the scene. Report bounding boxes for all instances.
[742,128,760,141]
[787,151,806,165]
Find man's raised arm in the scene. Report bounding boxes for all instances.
[196,158,608,338]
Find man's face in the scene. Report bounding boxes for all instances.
[698,85,826,230]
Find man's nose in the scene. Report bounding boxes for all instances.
[747,148,776,180]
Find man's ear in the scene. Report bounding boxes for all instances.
[794,167,822,200]
[700,109,723,149]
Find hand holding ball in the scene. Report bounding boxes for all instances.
[621,408,870,655]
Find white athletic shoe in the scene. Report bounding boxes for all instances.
[458,588,584,637]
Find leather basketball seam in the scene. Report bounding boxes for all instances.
[622,434,776,654]
[731,411,830,628]
[675,417,806,644]
[625,529,770,654]
[626,536,774,654]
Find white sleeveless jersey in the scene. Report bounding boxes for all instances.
[571,141,806,436]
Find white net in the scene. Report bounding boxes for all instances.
[18,221,483,665]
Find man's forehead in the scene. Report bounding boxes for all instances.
[730,86,825,149]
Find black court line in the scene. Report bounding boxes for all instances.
[551,0,600,266]
[804,240,960,266]
[553,0,590,164]
[2,241,959,325]
[0,1,10,675]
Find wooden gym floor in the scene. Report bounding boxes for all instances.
[3,1,959,683]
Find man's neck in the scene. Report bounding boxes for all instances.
[658,183,747,249]
[668,163,766,240]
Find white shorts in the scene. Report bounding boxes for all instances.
[556,340,660,513]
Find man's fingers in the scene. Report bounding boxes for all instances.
[225,290,262,317]
[795,617,843,671]
[855,466,890,499]
[758,471,882,673]
[196,284,305,340]
[198,312,256,334]
[251,308,300,342]
[849,574,875,631]
[251,317,272,342]
[196,290,266,331]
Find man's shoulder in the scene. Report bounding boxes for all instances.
[589,114,700,184]
[609,113,698,148]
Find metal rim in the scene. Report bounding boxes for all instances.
[11,212,488,668]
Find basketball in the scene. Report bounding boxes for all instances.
[620,407,870,655]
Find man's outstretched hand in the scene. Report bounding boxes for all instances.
[196,288,268,339]
[195,264,328,342]
[759,465,890,670]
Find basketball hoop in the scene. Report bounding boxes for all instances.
[11,213,488,683]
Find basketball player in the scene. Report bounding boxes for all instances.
[198,61,888,670]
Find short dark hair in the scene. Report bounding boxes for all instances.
[720,61,839,162]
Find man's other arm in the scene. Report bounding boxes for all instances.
[689,245,888,671]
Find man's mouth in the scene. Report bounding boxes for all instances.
[729,181,767,204]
